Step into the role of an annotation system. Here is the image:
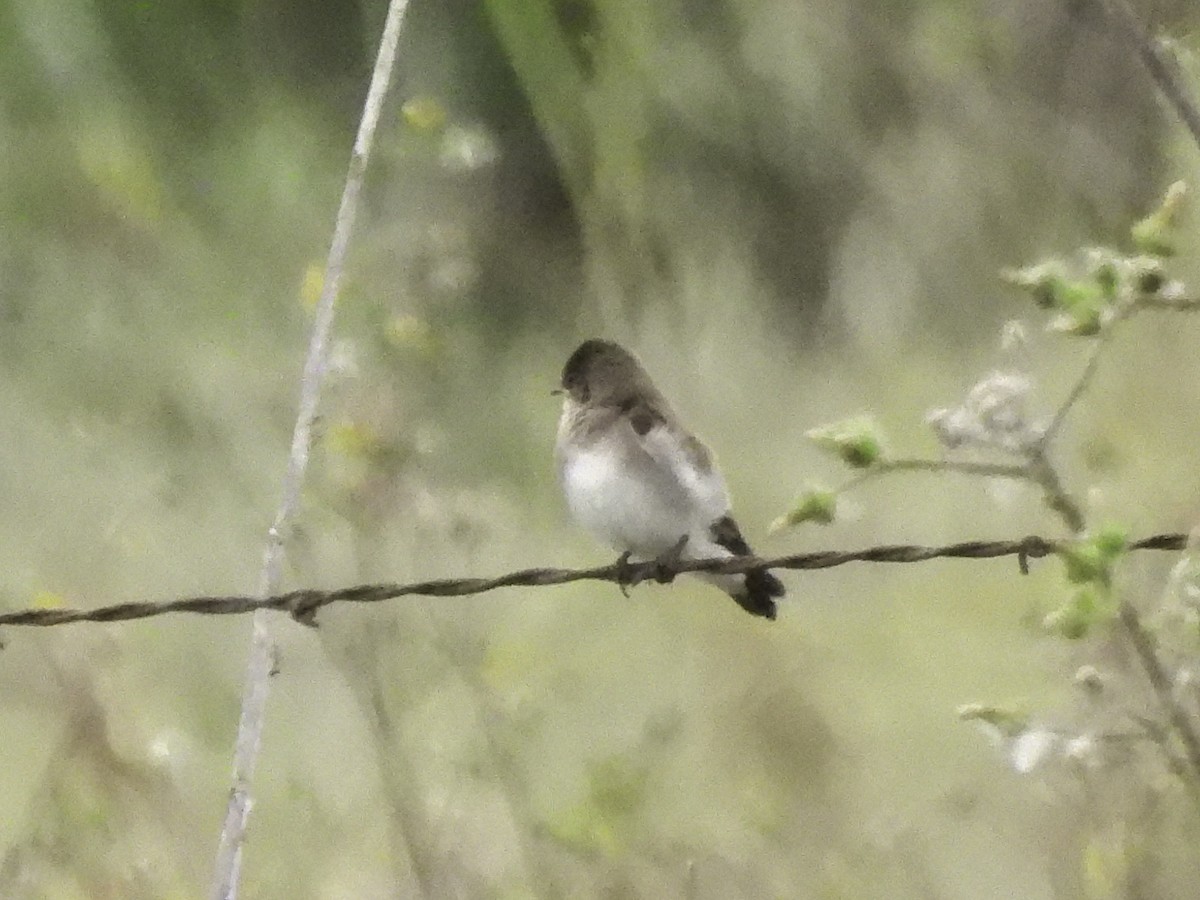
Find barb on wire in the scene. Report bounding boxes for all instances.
[0,532,1186,630]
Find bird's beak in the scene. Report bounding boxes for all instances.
[550,388,563,397]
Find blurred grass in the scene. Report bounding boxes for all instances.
[1,0,1199,897]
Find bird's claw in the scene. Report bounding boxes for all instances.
[649,534,689,584]
[614,536,689,595]
[614,550,639,597]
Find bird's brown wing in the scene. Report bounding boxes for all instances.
[709,514,752,555]
[620,397,662,437]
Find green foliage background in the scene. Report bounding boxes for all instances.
[1,0,1199,896]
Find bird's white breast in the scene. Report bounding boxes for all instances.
[560,443,692,557]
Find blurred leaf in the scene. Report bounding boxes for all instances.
[544,803,623,857]
[1083,826,1132,900]
[384,314,441,359]
[481,641,538,693]
[325,421,382,461]
[1060,545,1106,586]
[75,123,164,225]
[401,96,449,133]
[735,770,789,835]
[299,262,325,310]
[587,755,647,818]
[481,0,593,192]
[543,755,647,858]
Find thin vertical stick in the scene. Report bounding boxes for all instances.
[209,3,411,897]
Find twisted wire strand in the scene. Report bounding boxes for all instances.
[1,532,1186,629]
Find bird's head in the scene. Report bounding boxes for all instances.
[558,339,655,407]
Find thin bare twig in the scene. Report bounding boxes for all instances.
[1039,333,1111,450]
[1119,602,1200,781]
[1092,0,1200,149]
[1137,295,1200,312]
[209,3,411,898]
[0,533,1186,629]
[1025,453,1087,534]
[844,455,1087,534]
[847,458,1030,485]
[1017,331,1110,535]
[840,336,1104,536]
[1132,713,1200,807]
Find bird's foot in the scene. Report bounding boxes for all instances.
[649,535,689,585]
[614,536,689,595]
[614,550,639,597]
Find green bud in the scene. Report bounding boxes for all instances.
[1054,609,1089,639]
[1094,261,1119,298]
[1060,527,1127,586]
[1131,220,1176,258]
[1003,262,1069,309]
[1057,280,1104,311]
[1043,593,1093,639]
[771,487,837,532]
[1136,268,1165,295]
[1128,255,1166,295]
[1093,524,1128,561]
[1085,248,1121,298]
[1048,303,1103,336]
[806,417,885,469]
[1131,181,1187,257]
[1060,543,1105,585]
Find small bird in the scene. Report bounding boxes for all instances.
[555,339,785,619]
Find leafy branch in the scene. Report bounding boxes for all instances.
[775,179,1200,795]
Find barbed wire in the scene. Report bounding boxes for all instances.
[1,532,1186,630]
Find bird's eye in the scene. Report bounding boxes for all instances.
[563,374,589,402]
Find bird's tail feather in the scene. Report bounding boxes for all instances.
[698,569,784,620]
[706,516,785,620]
[733,569,784,619]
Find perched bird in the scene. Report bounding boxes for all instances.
[555,339,784,619]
